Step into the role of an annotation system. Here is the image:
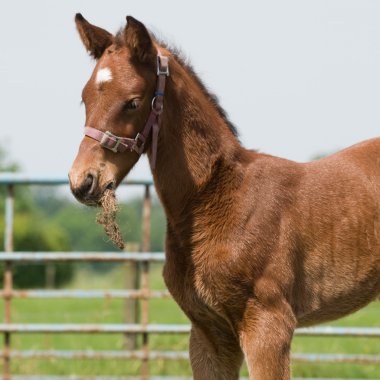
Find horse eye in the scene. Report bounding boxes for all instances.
[124,99,140,111]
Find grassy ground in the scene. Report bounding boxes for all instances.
[0,263,379,378]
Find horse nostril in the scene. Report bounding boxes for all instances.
[70,172,99,202]
[82,174,94,195]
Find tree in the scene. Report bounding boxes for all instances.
[0,146,73,288]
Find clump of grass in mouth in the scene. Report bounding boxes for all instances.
[96,189,125,250]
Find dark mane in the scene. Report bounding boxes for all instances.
[115,31,239,139]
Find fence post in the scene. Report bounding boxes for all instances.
[141,184,151,380]
[123,242,139,350]
[3,184,14,380]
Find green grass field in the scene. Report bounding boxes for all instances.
[1,263,379,378]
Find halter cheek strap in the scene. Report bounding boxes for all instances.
[84,53,169,170]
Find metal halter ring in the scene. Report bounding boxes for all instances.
[151,96,164,114]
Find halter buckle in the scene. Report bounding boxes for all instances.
[101,131,121,153]
[157,56,170,76]
[132,133,146,155]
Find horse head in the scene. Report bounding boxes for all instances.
[69,14,165,205]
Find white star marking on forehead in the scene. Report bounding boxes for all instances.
[96,67,113,85]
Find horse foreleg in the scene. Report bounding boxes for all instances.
[240,302,296,380]
[189,323,244,380]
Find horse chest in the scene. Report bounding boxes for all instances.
[163,267,233,329]
[163,244,245,317]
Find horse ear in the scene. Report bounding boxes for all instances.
[75,13,113,59]
[124,16,155,63]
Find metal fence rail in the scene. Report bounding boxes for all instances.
[5,350,380,364]
[1,173,379,380]
[10,378,380,380]
[0,289,171,299]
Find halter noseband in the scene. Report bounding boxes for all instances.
[84,53,169,170]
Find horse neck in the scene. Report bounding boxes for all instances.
[148,56,245,223]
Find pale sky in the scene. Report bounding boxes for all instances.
[1,0,379,182]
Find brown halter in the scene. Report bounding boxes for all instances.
[84,53,169,170]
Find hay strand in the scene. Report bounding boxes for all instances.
[96,189,125,250]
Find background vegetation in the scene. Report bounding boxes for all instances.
[0,266,378,378]
[0,145,165,288]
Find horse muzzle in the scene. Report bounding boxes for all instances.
[69,170,114,206]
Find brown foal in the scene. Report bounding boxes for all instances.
[69,15,380,379]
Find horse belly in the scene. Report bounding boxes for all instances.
[295,168,380,325]
[295,245,380,326]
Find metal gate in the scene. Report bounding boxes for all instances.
[0,173,379,380]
